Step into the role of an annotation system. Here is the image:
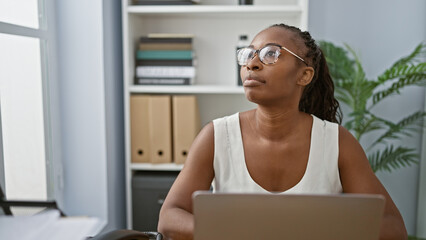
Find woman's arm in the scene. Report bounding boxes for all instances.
[158,122,215,240]
[338,126,408,240]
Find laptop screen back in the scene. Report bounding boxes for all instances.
[193,192,385,240]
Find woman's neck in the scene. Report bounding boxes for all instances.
[251,106,307,141]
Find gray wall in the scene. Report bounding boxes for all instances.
[55,0,125,232]
[103,0,126,232]
[56,0,108,220]
[309,0,426,235]
[0,100,4,192]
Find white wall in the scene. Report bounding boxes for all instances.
[309,0,426,235]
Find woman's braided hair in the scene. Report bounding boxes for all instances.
[270,23,342,124]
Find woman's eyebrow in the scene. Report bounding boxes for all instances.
[264,42,281,47]
[248,43,281,49]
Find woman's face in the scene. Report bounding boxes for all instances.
[241,27,311,107]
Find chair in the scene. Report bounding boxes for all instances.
[0,186,65,216]
[89,230,162,240]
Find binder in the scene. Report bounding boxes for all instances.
[149,95,173,163]
[130,95,151,163]
[172,95,200,164]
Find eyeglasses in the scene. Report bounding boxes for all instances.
[236,44,307,66]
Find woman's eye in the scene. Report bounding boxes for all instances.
[266,51,275,56]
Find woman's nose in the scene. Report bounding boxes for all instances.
[246,54,263,71]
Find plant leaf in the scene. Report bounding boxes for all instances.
[378,62,426,83]
[390,43,426,69]
[368,111,426,151]
[373,72,426,105]
[318,41,356,83]
[368,145,419,173]
[408,235,426,240]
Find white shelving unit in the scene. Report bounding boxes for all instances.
[131,163,184,171]
[122,0,309,229]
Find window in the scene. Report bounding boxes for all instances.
[0,0,56,210]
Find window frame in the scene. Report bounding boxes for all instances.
[0,0,61,202]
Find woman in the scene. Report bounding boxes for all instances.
[157,23,407,240]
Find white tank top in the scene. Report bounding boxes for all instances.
[212,112,342,194]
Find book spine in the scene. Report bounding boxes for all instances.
[136,66,195,78]
[139,43,192,51]
[132,1,194,5]
[136,50,193,60]
[135,78,191,85]
[139,37,192,44]
[147,33,195,38]
[136,59,193,66]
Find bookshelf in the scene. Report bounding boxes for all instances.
[122,0,309,229]
[131,163,184,171]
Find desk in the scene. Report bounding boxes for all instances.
[0,209,104,240]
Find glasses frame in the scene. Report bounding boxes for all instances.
[237,43,308,66]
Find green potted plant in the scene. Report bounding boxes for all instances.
[319,41,426,173]
[320,41,426,239]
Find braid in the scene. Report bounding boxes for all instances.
[270,23,342,124]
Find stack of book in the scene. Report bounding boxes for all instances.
[135,33,195,86]
[132,0,199,5]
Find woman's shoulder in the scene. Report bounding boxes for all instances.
[333,123,359,152]
[337,125,357,146]
[336,124,369,169]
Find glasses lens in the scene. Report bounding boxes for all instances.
[237,47,255,66]
[259,45,281,64]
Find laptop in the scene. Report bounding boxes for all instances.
[193,191,385,240]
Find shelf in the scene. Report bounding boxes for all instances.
[131,163,183,171]
[127,5,302,17]
[129,85,245,94]
[123,0,309,229]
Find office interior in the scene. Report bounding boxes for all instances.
[0,0,425,238]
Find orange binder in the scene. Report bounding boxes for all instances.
[172,95,201,164]
[130,95,151,163]
[149,95,173,163]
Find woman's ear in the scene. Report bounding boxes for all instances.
[297,67,314,86]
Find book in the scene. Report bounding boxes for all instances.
[139,43,193,51]
[136,50,193,60]
[135,78,191,85]
[139,37,192,44]
[132,0,196,5]
[136,59,193,67]
[136,66,195,78]
[147,33,195,38]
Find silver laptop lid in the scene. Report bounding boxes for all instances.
[193,191,385,240]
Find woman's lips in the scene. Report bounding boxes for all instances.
[243,77,266,87]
